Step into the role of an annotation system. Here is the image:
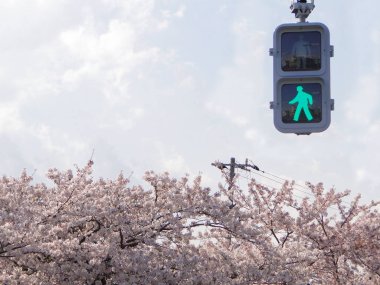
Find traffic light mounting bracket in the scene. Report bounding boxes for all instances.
[290,0,315,22]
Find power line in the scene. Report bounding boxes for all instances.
[238,172,308,202]
[212,157,352,208]
[237,168,343,212]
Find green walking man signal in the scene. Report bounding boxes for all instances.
[289,85,313,122]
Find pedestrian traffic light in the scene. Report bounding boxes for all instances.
[270,22,334,135]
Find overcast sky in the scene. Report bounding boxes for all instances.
[0,0,379,202]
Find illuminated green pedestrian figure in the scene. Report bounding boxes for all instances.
[289,85,313,121]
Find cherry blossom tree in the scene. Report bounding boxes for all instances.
[0,161,379,284]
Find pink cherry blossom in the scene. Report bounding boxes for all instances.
[0,161,378,284]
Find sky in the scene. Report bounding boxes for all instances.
[0,0,379,203]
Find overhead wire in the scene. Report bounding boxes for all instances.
[237,170,344,213]
[239,159,311,193]
[232,159,351,211]
[249,169,317,199]
[246,159,352,206]
[211,158,353,214]
[238,172,307,202]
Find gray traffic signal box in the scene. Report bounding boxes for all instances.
[270,22,334,135]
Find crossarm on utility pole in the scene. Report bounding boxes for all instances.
[212,157,263,190]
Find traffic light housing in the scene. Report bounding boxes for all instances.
[270,22,334,135]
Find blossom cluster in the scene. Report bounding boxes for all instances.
[0,161,379,284]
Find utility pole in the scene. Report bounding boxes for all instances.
[212,157,261,190]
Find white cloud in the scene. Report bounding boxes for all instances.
[59,15,161,106]
[162,154,188,174]
[244,129,267,146]
[0,103,24,133]
[355,169,367,183]
[161,5,186,19]
[344,73,379,125]
[32,125,87,155]
[371,29,380,45]
[98,107,145,130]
[60,19,135,63]
[205,101,249,128]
